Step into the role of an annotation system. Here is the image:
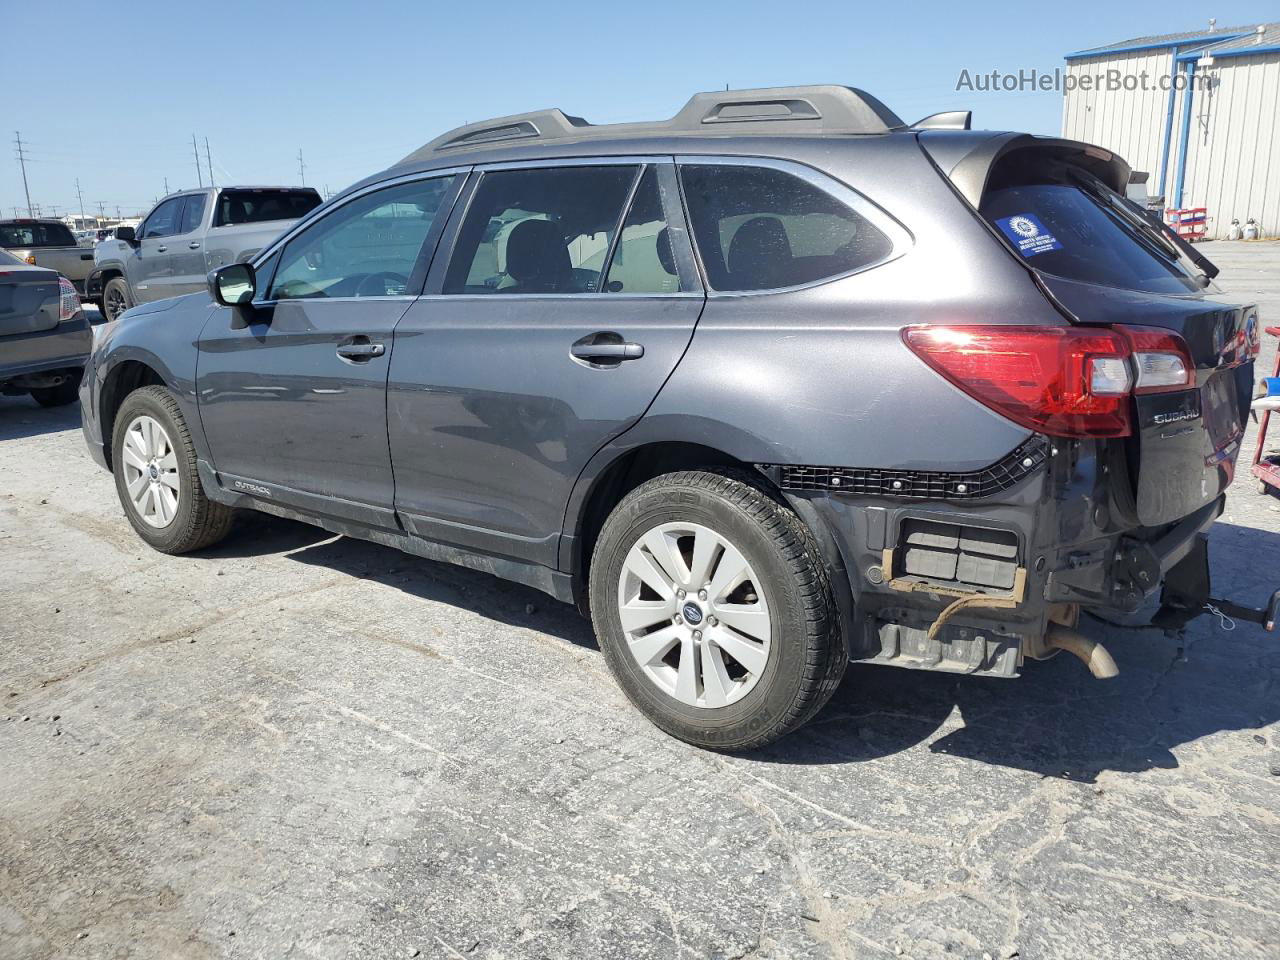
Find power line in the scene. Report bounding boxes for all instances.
[14,131,33,216]
[192,133,203,188]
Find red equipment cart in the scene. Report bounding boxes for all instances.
[1253,324,1280,495]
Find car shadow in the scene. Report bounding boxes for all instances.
[233,515,1278,781]
[0,394,82,441]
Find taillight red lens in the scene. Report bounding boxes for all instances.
[902,325,1133,438]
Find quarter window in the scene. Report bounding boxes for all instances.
[443,166,637,295]
[679,163,892,291]
[268,176,456,301]
[603,167,681,294]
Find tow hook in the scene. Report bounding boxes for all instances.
[1202,591,1280,632]
[1043,623,1120,679]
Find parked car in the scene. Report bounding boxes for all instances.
[88,186,321,320]
[80,86,1265,750]
[0,247,89,407]
[0,218,96,298]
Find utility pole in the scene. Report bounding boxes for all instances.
[204,137,214,187]
[49,204,60,217]
[163,176,170,195]
[115,205,121,219]
[297,149,306,186]
[96,201,106,218]
[192,133,203,188]
[75,178,85,221]
[13,131,33,216]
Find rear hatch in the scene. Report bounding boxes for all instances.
[940,135,1255,527]
[0,259,60,338]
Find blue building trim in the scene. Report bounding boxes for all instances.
[1173,60,1197,209]
[1065,32,1250,60]
[1176,43,1280,61]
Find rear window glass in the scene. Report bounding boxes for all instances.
[216,190,321,227]
[0,222,77,248]
[680,164,893,292]
[0,247,21,265]
[980,180,1201,294]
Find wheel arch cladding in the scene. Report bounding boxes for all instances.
[99,360,165,471]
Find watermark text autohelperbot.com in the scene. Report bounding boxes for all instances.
[956,68,1217,94]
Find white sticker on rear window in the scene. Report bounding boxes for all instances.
[996,213,1062,258]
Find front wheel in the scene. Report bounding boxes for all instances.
[103,277,132,322]
[590,470,845,751]
[111,385,234,553]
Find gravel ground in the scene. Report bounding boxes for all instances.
[2,242,1278,960]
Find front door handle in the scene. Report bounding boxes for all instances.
[156,245,167,253]
[337,339,386,361]
[188,241,201,250]
[570,336,645,364]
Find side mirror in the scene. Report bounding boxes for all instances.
[208,262,257,307]
[115,225,136,244]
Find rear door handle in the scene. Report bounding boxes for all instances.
[156,245,167,253]
[337,340,386,361]
[570,339,645,363]
[188,242,201,250]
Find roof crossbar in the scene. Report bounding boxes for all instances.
[400,85,907,163]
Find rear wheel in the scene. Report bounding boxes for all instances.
[111,385,234,553]
[590,470,845,750]
[103,277,131,322]
[30,376,80,408]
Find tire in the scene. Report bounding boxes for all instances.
[111,385,234,553]
[589,469,845,751]
[103,277,132,322]
[30,376,80,408]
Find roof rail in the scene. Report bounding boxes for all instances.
[399,85,906,163]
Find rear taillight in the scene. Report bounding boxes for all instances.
[58,276,80,322]
[902,325,1133,437]
[902,323,1198,438]
[1120,326,1194,393]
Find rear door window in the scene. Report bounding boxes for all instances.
[0,222,77,247]
[679,162,894,292]
[442,165,638,294]
[177,194,207,235]
[215,189,322,227]
[979,179,1202,294]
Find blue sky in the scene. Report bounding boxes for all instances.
[3,0,1277,219]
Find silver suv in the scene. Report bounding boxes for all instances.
[80,86,1269,749]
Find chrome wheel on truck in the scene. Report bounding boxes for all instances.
[617,521,772,708]
[591,470,845,751]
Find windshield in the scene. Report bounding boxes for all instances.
[215,190,321,227]
[0,222,77,249]
[980,178,1203,295]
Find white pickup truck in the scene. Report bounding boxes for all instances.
[89,186,321,320]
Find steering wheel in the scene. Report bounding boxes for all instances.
[354,271,410,298]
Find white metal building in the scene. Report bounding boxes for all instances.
[1063,22,1280,239]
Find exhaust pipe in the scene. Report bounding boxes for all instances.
[1044,624,1119,679]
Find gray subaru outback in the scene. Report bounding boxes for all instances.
[80,86,1272,749]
